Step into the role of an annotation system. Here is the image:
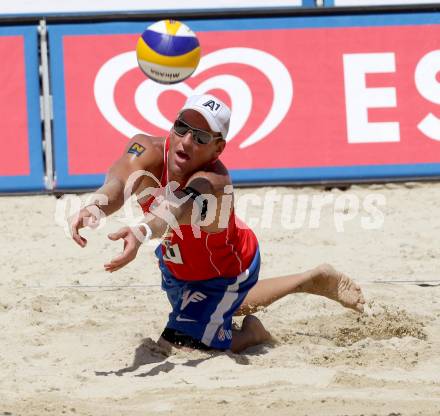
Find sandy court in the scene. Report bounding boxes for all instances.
[1,183,440,415]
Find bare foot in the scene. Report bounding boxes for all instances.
[241,315,272,344]
[157,336,175,354]
[231,315,272,353]
[301,264,366,313]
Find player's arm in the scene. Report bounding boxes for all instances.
[104,170,231,272]
[141,171,221,238]
[70,135,162,247]
[88,135,162,215]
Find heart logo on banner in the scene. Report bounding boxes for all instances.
[94,47,293,149]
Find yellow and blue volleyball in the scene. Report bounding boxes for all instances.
[136,20,201,84]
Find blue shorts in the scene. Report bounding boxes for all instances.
[155,245,260,350]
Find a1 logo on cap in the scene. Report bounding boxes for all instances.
[202,99,222,115]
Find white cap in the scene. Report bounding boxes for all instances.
[179,94,231,139]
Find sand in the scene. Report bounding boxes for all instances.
[1,182,440,415]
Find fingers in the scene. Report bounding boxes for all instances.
[69,207,101,247]
[73,233,87,248]
[104,249,136,272]
[83,215,100,229]
[104,263,125,273]
[107,229,128,241]
[70,217,87,247]
[83,205,102,230]
[104,228,138,273]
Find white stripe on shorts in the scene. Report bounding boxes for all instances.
[201,269,250,347]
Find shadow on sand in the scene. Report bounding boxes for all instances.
[95,336,274,377]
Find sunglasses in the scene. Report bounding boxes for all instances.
[173,118,222,145]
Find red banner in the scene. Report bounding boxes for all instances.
[61,24,440,175]
[0,36,31,176]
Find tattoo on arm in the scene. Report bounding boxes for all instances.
[127,142,146,157]
[181,186,208,221]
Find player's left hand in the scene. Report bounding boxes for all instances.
[104,226,143,272]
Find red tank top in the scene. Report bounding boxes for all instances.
[140,137,258,281]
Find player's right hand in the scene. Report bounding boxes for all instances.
[69,205,103,247]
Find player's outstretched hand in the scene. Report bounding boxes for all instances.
[70,205,103,248]
[105,226,143,273]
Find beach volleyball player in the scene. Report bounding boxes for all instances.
[70,94,365,353]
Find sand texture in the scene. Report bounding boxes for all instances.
[1,183,440,415]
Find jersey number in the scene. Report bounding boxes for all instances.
[163,241,183,265]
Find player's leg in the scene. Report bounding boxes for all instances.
[236,263,365,315]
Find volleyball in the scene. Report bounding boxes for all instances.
[136,19,201,84]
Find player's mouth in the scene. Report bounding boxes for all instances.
[175,150,190,162]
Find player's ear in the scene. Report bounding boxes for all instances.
[213,139,226,159]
